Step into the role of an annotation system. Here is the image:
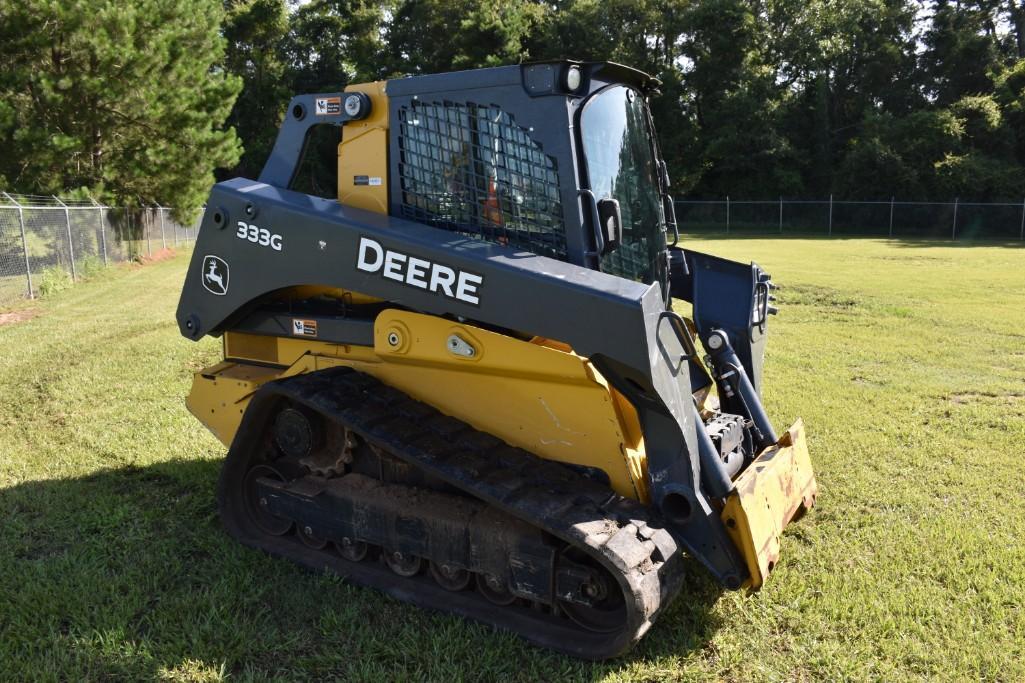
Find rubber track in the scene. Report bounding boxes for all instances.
[218,366,685,658]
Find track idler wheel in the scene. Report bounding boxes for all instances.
[429,562,471,592]
[476,573,516,606]
[384,550,422,577]
[556,549,626,633]
[242,465,293,536]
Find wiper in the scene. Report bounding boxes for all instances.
[643,105,678,248]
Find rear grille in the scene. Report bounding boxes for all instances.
[397,101,567,260]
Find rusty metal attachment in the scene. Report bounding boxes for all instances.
[721,418,818,589]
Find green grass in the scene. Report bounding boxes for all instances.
[0,272,32,304]
[1,239,1023,681]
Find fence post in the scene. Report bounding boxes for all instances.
[4,192,33,299]
[779,196,783,234]
[725,196,730,234]
[828,194,833,237]
[94,197,107,266]
[889,197,894,237]
[158,205,167,250]
[952,198,958,240]
[1020,199,1024,241]
[88,194,108,266]
[54,196,76,281]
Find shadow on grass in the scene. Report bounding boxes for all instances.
[0,459,724,681]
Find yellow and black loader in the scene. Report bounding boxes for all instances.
[176,61,817,658]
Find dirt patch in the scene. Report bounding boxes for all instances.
[135,247,177,265]
[949,391,1025,405]
[0,309,39,326]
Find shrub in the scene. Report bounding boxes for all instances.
[78,255,106,279]
[36,266,73,297]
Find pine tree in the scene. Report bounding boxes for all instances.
[221,0,290,180]
[0,0,241,215]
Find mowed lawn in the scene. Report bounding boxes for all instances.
[1,238,1023,681]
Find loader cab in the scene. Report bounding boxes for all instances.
[314,61,672,289]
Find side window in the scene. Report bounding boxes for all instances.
[397,102,567,260]
[290,124,339,200]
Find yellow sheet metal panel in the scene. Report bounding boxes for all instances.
[222,331,378,367]
[191,310,650,500]
[338,80,389,214]
[355,309,644,498]
[721,418,818,589]
[224,332,279,365]
[186,362,282,446]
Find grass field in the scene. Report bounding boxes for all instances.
[1,238,1023,681]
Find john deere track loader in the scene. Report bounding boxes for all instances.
[176,61,817,658]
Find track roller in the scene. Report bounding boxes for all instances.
[429,562,471,591]
[385,550,422,577]
[477,573,516,606]
[334,537,369,562]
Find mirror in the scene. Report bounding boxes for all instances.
[597,197,622,255]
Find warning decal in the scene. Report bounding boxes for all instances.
[292,319,318,337]
[315,97,341,116]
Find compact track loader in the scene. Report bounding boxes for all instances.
[176,61,817,658]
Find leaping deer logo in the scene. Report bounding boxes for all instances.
[202,255,229,295]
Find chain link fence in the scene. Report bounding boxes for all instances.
[676,197,1025,241]
[0,193,202,306]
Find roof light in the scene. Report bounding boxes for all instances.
[565,66,582,92]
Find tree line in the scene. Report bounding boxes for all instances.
[2,0,1024,215]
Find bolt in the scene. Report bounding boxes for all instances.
[341,537,352,547]
[486,575,502,590]
[259,497,268,507]
[708,333,724,350]
[387,332,400,346]
[344,94,363,117]
[304,525,314,536]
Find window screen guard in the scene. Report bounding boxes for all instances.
[397,101,568,260]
